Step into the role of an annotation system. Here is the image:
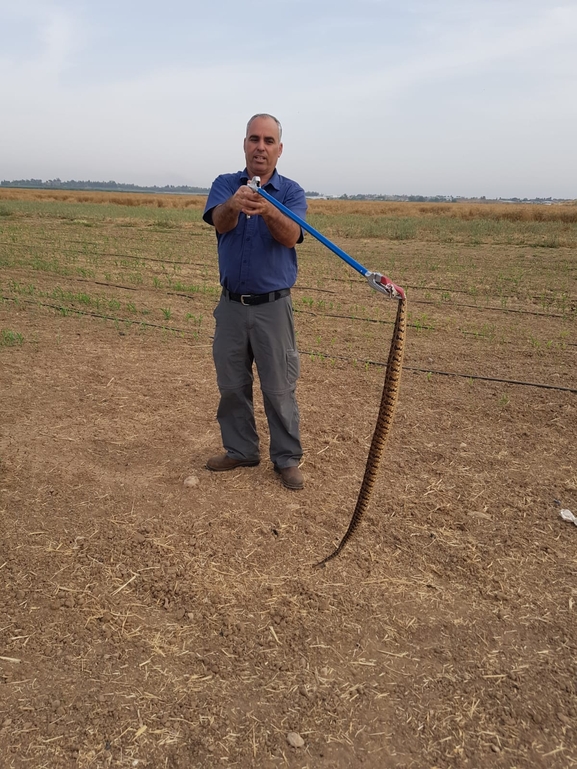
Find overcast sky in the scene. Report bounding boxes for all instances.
[1,0,576,198]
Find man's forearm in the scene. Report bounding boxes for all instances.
[212,200,241,234]
[260,206,302,248]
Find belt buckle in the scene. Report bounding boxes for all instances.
[240,294,251,305]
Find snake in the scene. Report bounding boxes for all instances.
[314,289,407,567]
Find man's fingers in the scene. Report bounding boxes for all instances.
[242,199,268,216]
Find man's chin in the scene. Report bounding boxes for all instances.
[248,162,272,178]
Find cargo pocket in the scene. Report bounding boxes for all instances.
[286,349,300,387]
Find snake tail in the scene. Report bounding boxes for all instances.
[314,295,407,568]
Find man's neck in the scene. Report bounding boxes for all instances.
[247,168,276,187]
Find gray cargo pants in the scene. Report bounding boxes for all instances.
[212,291,302,469]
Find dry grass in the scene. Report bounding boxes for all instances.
[0,188,206,210]
[2,187,577,222]
[308,198,577,223]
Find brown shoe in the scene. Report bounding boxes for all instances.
[206,454,260,472]
[274,464,304,490]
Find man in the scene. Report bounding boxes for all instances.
[202,114,307,490]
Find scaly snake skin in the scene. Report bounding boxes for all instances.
[315,293,407,567]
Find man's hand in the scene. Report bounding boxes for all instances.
[212,186,268,233]
[232,186,269,217]
[213,186,301,248]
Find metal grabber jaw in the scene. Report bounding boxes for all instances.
[366,272,406,300]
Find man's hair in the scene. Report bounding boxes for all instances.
[246,113,283,141]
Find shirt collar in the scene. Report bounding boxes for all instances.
[241,168,280,191]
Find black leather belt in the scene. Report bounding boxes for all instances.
[223,288,291,306]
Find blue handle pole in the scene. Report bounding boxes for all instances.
[252,183,370,277]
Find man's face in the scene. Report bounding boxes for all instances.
[244,116,283,181]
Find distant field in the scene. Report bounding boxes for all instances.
[1,187,576,219]
[2,187,576,248]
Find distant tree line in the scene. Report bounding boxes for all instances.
[0,178,210,194]
[334,194,567,203]
[339,193,457,202]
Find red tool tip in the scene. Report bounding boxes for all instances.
[378,275,406,300]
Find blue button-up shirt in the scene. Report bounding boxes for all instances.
[203,169,307,294]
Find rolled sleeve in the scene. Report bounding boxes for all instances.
[203,174,239,226]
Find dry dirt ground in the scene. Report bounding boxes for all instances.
[1,203,576,768]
